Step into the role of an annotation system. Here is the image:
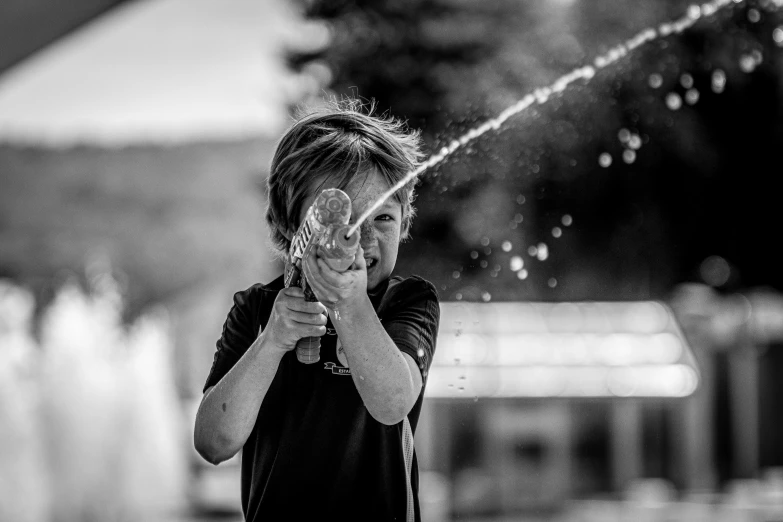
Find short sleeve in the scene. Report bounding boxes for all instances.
[202,287,261,393]
[381,277,440,386]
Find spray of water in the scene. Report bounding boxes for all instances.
[346,0,742,238]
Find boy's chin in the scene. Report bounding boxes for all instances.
[365,266,389,291]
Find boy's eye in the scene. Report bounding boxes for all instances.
[375,214,394,222]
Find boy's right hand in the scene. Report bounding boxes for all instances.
[262,286,328,352]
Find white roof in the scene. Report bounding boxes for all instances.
[0,0,328,147]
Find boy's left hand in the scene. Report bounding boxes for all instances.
[303,244,368,311]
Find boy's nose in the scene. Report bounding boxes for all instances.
[359,220,375,247]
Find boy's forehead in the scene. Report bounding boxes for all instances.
[307,169,397,207]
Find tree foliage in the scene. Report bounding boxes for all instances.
[303,0,783,301]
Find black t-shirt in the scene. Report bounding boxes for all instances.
[203,275,440,521]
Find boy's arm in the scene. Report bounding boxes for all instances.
[303,247,432,425]
[333,296,423,425]
[196,335,288,465]
[194,287,327,464]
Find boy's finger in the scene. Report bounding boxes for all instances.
[305,251,341,292]
[288,297,327,315]
[353,245,367,270]
[315,257,344,285]
[282,286,304,298]
[288,310,328,325]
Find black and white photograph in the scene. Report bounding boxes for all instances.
[2,0,783,521]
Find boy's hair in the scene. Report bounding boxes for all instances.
[265,99,424,257]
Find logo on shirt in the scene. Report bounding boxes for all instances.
[324,338,351,375]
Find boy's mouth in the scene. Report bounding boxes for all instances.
[365,257,377,270]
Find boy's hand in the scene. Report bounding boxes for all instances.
[303,244,368,311]
[262,286,328,351]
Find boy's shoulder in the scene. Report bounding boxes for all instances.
[387,274,438,296]
[231,275,285,310]
[379,275,440,313]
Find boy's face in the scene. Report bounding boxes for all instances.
[296,168,402,291]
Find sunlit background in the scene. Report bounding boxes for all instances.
[2,0,783,521]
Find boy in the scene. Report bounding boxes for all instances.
[194,100,440,521]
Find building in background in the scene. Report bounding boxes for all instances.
[414,288,783,521]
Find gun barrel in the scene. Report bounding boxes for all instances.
[320,225,360,272]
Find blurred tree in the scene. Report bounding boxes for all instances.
[302,0,783,301]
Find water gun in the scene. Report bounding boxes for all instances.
[284,188,360,364]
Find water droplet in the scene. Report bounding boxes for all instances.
[665,92,683,110]
[748,8,760,23]
[452,271,461,279]
[648,73,663,89]
[700,255,731,287]
[448,384,454,388]
[552,227,563,238]
[740,54,756,73]
[685,88,700,105]
[751,49,763,65]
[712,69,726,93]
[458,386,465,392]
[562,214,573,226]
[680,73,694,89]
[480,260,488,268]
[455,293,463,301]
[455,358,461,365]
[599,152,613,167]
[528,245,538,256]
[618,128,631,143]
[536,243,549,261]
[516,194,526,204]
[510,256,524,271]
[702,3,717,16]
[531,164,540,174]
[501,241,512,252]
[474,396,479,403]
[687,4,701,20]
[482,291,491,302]
[628,134,642,150]
[417,348,425,357]
[514,213,524,223]
[459,375,467,380]
[484,247,492,255]
[774,27,783,46]
[623,149,637,164]
[470,251,479,260]
[480,237,490,246]
[548,277,558,288]
[517,269,529,280]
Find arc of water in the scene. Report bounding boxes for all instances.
[346,0,742,238]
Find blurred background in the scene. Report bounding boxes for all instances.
[2,0,783,520]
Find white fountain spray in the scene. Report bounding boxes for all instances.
[346,0,744,238]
